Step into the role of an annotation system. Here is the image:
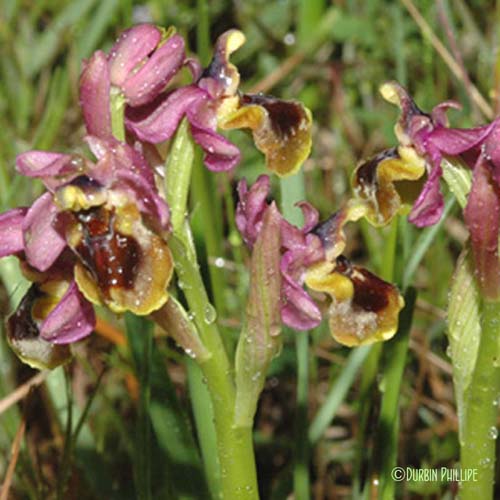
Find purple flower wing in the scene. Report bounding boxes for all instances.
[40,281,96,344]
[408,163,444,227]
[280,252,322,330]
[428,123,495,156]
[0,208,27,257]
[126,85,208,143]
[122,34,185,106]
[79,51,113,139]
[108,24,161,86]
[22,193,67,271]
[16,150,79,190]
[189,122,241,172]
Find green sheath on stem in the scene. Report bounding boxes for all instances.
[459,300,500,499]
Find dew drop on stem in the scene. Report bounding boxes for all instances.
[203,303,217,324]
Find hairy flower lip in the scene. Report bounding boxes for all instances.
[304,254,404,347]
[220,93,313,177]
[65,202,173,316]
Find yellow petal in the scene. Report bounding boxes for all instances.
[55,177,107,212]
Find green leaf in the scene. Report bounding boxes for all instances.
[447,247,480,442]
[235,204,282,427]
[308,345,371,444]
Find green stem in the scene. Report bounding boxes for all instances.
[186,359,222,498]
[460,299,500,499]
[190,151,228,331]
[169,233,258,500]
[166,119,258,498]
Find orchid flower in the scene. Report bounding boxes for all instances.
[372,82,500,300]
[379,81,496,227]
[81,26,312,175]
[237,175,404,345]
[127,29,313,175]
[17,137,173,315]
[0,136,175,366]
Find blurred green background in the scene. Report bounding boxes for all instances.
[0,0,498,498]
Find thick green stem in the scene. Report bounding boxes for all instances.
[170,233,258,499]
[186,358,222,498]
[294,333,310,500]
[460,300,500,499]
[166,121,258,499]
